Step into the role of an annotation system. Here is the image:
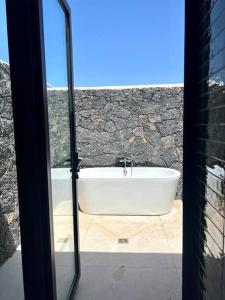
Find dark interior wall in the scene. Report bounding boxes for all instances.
[193,1,225,298]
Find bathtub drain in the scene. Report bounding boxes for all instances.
[118,238,129,244]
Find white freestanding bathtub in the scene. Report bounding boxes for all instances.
[51,168,72,215]
[78,167,180,216]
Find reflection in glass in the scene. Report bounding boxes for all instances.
[43,1,76,299]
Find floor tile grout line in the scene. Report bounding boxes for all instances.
[79,213,95,246]
[80,203,182,267]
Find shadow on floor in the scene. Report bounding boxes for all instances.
[76,251,182,300]
[0,251,182,300]
[0,250,24,300]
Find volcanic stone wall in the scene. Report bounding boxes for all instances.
[49,85,183,197]
[0,61,20,266]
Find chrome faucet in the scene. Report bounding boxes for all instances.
[130,155,134,176]
[77,157,83,172]
[120,154,132,176]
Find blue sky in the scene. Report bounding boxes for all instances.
[0,0,9,63]
[0,0,184,87]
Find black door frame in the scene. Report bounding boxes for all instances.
[5,0,80,299]
[58,0,81,296]
[183,0,202,299]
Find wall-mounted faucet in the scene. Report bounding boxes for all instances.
[77,157,83,172]
[130,155,134,176]
[76,148,83,172]
[120,154,133,176]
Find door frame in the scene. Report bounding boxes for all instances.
[59,0,81,297]
[5,0,80,299]
[183,0,202,299]
[53,0,81,298]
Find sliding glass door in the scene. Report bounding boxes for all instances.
[42,0,80,299]
[5,0,80,299]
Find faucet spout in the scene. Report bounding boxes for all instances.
[77,157,83,172]
[120,154,133,177]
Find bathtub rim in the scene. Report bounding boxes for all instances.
[78,167,181,181]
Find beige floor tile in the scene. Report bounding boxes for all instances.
[79,201,183,255]
[81,224,119,252]
[86,222,165,240]
[165,234,183,248]
[79,224,93,250]
[81,223,153,253]
[53,216,75,252]
[167,241,183,254]
[81,222,169,253]
[78,212,93,246]
[79,211,94,225]
[53,200,73,216]
[92,215,127,224]
[54,215,74,223]
[162,223,182,237]
[160,212,182,226]
[123,215,161,224]
[160,200,182,225]
[173,200,183,209]
[87,240,170,254]
[54,234,75,252]
[82,239,118,252]
[133,223,166,238]
[92,214,161,225]
[116,237,171,253]
[79,222,91,239]
[161,211,183,255]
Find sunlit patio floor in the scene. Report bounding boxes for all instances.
[0,200,182,300]
[76,200,182,300]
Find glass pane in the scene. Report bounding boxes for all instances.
[0,1,24,299]
[43,1,76,299]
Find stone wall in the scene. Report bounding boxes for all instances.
[49,85,183,197]
[48,89,71,168]
[0,61,20,266]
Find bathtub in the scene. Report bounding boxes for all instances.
[78,167,180,216]
[51,168,72,215]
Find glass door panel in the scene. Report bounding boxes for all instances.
[42,1,78,299]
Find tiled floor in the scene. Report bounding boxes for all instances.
[76,200,182,300]
[0,201,182,300]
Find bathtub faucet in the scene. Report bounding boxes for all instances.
[77,157,83,172]
[120,154,132,176]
